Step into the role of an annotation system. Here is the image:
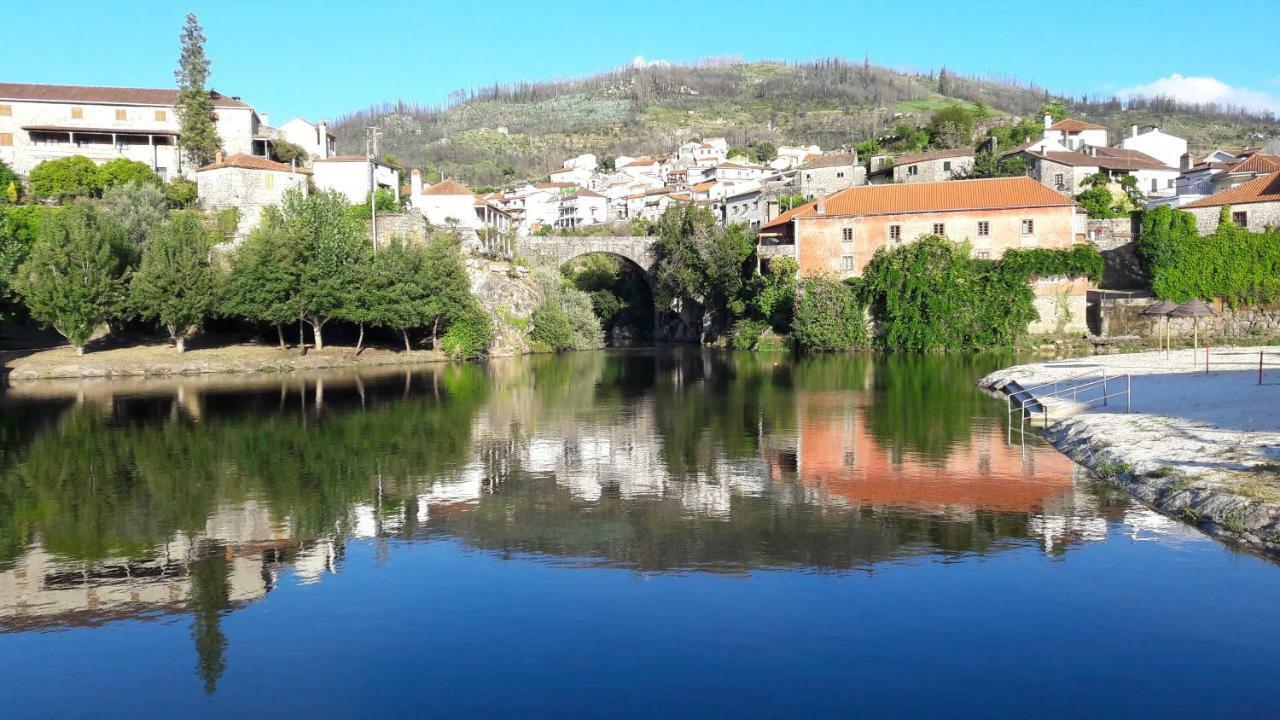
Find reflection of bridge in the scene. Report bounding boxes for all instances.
[521,235,658,277]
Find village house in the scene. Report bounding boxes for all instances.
[1118,124,1186,169]
[772,144,822,171]
[798,153,862,199]
[195,151,310,239]
[548,165,592,185]
[311,155,400,205]
[869,148,973,184]
[1182,171,1280,234]
[277,117,336,162]
[1024,146,1177,198]
[554,188,609,229]
[0,81,268,179]
[714,185,767,229]
[626,187,684,222]
[757,176,1087,333]
[1040,116,1109,151]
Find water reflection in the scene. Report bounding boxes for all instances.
[0,350,1158,690]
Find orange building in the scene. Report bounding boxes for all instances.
[757,176,1089,333]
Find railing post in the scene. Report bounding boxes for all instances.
[1261,350,1265,386]
[1102,371,1108,407]
[1126,374,1131,413]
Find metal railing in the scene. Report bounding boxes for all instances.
[1007,370,1132,442]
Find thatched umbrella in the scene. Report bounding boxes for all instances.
[1142,300,1179,352]
[1169,299,1217,355]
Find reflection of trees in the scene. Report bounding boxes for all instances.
[188,541,231,694]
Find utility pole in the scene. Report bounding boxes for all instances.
[366,126,381,253]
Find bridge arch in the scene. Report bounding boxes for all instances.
[523,236,661,342]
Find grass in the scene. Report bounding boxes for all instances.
[1093,457,1133,479]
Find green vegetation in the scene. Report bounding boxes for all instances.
[97,158,162,190]
[562,253,653,341]
[270,140,309,165]
[0,159,23,203]
[28,156,103,202]
[529,266,603,351]
[1075,172,1140,219]
[792,276,868,352]
[130,212,217,352]
[101,180,168,253]
[1138,205,1280,306]
[174,13,222,166]
[165,178,199,209]
[652,204,754,340]
[221,208,301,348]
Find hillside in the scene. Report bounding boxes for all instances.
[328,59,1280,187]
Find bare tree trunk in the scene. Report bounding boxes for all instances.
[311,320,325,351]
[176,335,186,353]
[276,324,286,350]
[431,318,439,349]
[402,329,411,353]
[355,323,366,355]
[75,344,84,356]
[298,319,307,356]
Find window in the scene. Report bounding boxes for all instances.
[943,161,952,171]
[1150,178,1157,192]
[1167,179,1175,188]
[1232,211,1248,228]
[0,133,11,147]
[841,227,854,242]
[836,171,845,178]
[805,173,812,181]
[889,225,901,241]
[155,109,167,121]
[841,256,854,271]
[1021,219,1035,235]
[0,104,11,116]
[976,250,991,260]
[977,221,990,237]
[1053,173,1065,188]
[932,223,945,235]
[115,109,127,121]
[70,106,83,119]
[907,165,918,176]
[264,173,275,190]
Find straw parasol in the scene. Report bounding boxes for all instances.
[1142,300,1178,352]
[1169,299,1217,353]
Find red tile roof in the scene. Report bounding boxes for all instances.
[1224,152,1280,176]
[892,147,975,165]
[761,177,1073,230]
[1050,118,1107,132]
[1029,148,1172,171]
[0,82,250,108]
[421,178,473,196]
[1183,172,1280,208]
[196,153,311,174]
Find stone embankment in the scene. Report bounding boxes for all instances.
[980,347,1280,558]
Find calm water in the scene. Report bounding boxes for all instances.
[0,349,1277,718]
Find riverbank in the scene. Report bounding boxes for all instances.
[2,343,450,381]
[980,346,1280,557]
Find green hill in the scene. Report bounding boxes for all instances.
[329,59,1280,187]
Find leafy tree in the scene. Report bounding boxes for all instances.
[754,256,797,333]
[362,238,430,352]
[1039,99,1068,122]
[421,232,481,346]
[438,308,493,359]
[130,212,217,352]
[222,207,301,348]
[101,181,168,256]
[270,140,309,165]
[792,276,868,352]
[1074,172,1134,219]
[855,138,882,159]
[967,151,1027,179]
[97,158,161,190]
[778,194,808,211]
[529,265,603,351]
[286,190,370,350]
[28,156,103,202]
[652,205,754,339]
[174,13,222,167]
[0,160,21,203]
[598,156,616,172]
[16,204,128,353]
[927,103,976,148]
[748,139,777,162]
[164,178,199,209]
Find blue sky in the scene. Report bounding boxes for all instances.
[7,0,1280,120]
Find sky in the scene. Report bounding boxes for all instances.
[6,0,1280,121]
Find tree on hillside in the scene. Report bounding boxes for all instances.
[101,181,169,255]
[130,212,217,352]
[270,140,309,166]
[174,13,222,168]
[1039,99,1067,122]
[927,103,976,148]
[222,208,302,348]
[98,158,162,190]
[287,190,370,350]
[652,205,755,339]
[28,156,103,202]
[16,204,129,354]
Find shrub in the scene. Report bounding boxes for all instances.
[0,160,21,203]
[97,158,162,190]
[529,266,603,350]
[530,300,574,351]
[28,156,103,202]
[729,317,768,350]
[164,178,199,209]
[101,181,168,255]
[793,276,868,352]
[1138,205,1280,306]
[439,308,493,359]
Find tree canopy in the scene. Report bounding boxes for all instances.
[130,211,217,352]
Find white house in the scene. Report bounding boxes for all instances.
[562,153,598,172]
[548,165,591,185]
[278,117,336,162]
[555,188,609,229]
[1041,116,1109,151]
[1119,125,1187,169]
[0,81,268,180]
[1025,146,1178,198]
[195,152,309,239]
[311,155,400,205]
[410,175,478,227]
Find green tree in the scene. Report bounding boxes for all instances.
[101,180,168,256]
[164,178,199,209]
[97,158,162,190]
[652,205,754,339]
[927,103,976,148]
[360,238,430,352]
[174,13,222,167]
[778,194,808,211]
[16,204,128,353]
[792,276,868,352]
[0,160,21,203]
[28,156,103,202]
[855,138,882,159]
[270,140,309,165]
[1039,99,1068,122]
[421,232,482,346]
[754,256,797,333]
[286,190,370,350]
[130,212,217,352]
[530,265,603,351]
[222,208,301,348]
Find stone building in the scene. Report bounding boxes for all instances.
[1024,146,1177,198]
[195,152,310,240]
[869,148,973,184]
[0,81,269,179]
[1182,171,1280,234]
[797,153,862,199]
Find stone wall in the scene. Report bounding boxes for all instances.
[1030,291,1088,335]
[521,235,657,271]
[368,212,431,247]
[1186,201,1280,235]
[799,164,864,199]
[1085,216,1145,289]
[1099,296,1280,338]
[465,257,541,356]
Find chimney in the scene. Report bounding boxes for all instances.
[1043,113,1053,129]
[1131,124,1138,138]
[260,112,270,127]
[318,122,329,157]
[411,168,423,197]
[1180,152,1192,172]
[214,150,223,164]
[815,197,826,215]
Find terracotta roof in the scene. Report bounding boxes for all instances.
[621,158,658,167]
[800,153,856,170]
[760,177,1073,230]
[549,166,583,175]
[421,178,473,196]
[1029,148,1172,171]
[1223,152,1280,176]
[1050,118,1107,132]
[21,124,177,136]
[893,147,974,165]
[196,153,311,174]
[0,82,250,108]
[1183,172,1280,208]
[691,181,717,192]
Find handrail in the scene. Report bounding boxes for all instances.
[1019,368,1101,393]
[1006,370,1132,444]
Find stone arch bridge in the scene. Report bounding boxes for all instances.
[520,236,658,278]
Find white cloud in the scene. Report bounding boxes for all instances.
[631,55,670,69]
[1116,73,1280,114]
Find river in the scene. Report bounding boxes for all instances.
[0,349,1277,717]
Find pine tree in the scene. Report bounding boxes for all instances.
[16,205,129,354]
[130,212,217,353]
[174,13,221,168]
